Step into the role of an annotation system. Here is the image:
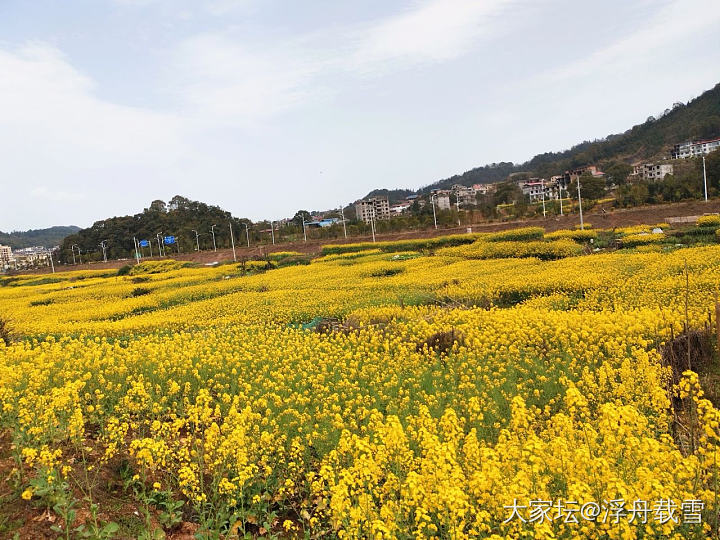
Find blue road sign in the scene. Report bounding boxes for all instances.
[164,236,176,245]
[139,240,149,247]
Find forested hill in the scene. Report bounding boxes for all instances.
[57,196,251,264]
[0,226,80,249]
[366,82,720,202]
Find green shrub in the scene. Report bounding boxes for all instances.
[544,229,598,242]
[130,260,186,275]
[320,233,481,255]
[621,233,665,247]
[697,215,720,227]
[117,265,132,276]
[485,227,545,242]
[130,287,151,297]
[438,239,582,260]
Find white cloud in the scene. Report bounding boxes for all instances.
[168,0,520,120]
[0,42,186,229]
[353,0,515,69]
[542,0,720,83]
[169,33,335,121]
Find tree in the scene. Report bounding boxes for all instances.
[603,162,633,185]
[493,181,522,205]
[292,210,312,227]
[571,173,606,200]
[705,149,720,190]
[148,200,167,213]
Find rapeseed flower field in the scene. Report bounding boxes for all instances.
[2,236,720,538]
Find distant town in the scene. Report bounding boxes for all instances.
[2,136,719,272]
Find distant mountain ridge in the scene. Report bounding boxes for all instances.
[0,226,80,249]
[365,82,720,202]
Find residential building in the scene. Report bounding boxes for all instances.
[306,218,340,228]
[671,137,720,159]
[390,202,412,214]
[451,184,477,206]
[430,190,451,210]
[11,246,54,269]
[631,162,674,181]
[559,166,605,188]
[355,197,391,223]
[0,245,13,268]
[472,183,498,196]
[521,179,559,202]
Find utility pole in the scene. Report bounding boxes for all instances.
[541,179,546,218]
[576,179,584,230]
[244,223,250,247]
[559,184,564,216]
[210,225,217,252]
[229,222,237,262]
[302,216,307,243]
[431,194,438,229]
[370,207,376,243]
[71,244,82,265]
[270,221,275,245]
[703,155,709,202]
[100,240,108,262]
[456,195,461,227]
[133,237,140,264]
[191,229,200,251]
[48,250,55,273]
[340,206,347,238]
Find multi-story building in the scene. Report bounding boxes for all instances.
[631,162,674,181]
[671,137,720,159]
[355,197,391,223]
[429,190,451,210]
[521,179,559,202]
[560,166,605,188]
[0,245,13,268]
[451,184,477,206]
[390,202,412,214]
[472,183,491,196]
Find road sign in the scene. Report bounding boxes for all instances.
[139,240,149,247]
[164,236,176,245]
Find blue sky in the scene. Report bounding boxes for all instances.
[1,0,719,230]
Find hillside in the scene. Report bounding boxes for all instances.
[365,82,720,200]
[0,226,80,249]
[58,195,251,264]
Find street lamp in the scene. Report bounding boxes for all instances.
[302,216,307,243]
[100,240,108,262]
[156,232,164,257]
[191,229,200,251]
[71,244,81,265]
[229,222,237,262]
[431,194,438,229]
[370,207,376,243]
[244,223,250,247]
[703,155,709,202]
[576,179,584,230]
[541,179,546,218]
[270,221,275,245]
[132,237,141,264]
[339,206,347,238]
[210,224,217,252]
[456,195,461,227]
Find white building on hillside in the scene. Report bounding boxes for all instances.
[671,137,720,159]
